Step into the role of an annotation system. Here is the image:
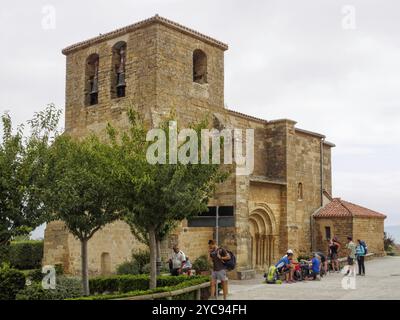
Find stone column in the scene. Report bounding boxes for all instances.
[234,175,254,279]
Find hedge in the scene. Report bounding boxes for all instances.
[71,276,210,300]
[16,276,83,300]
[0,246,10,265]
[8,241,44,270]
[0,265,26,300]
[89,275,205,295]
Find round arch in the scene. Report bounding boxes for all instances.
[249,203,277,270]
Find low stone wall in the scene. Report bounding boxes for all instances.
[337,253,375,268]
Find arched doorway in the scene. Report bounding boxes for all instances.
[249,205,277,271]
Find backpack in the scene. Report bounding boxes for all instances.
[360,241,368,254]
[266,265,278,284]
[220,248,236,271]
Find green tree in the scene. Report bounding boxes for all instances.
[43,134,124,295]
[0,105,61,247]
[108,110,227,289]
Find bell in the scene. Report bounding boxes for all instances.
[116,72,126,88]
[90,77,99,94]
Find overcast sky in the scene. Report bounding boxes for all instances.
[1,0,399,238]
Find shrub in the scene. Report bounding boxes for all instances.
[0,264,26,300]
[55,264,64,276]
[89,274,207,295]
[71,276,210,300]
[23,264,64,284]
[192,255,211,274]
[9,241,44,270]
[116,250,150,275]
[297,254,311,262]
[116,261,140,275]
[132,250,150,269]
[16,276,83,300]
[23,269,44,283]
[384,232,396,253]
[0,246,10,265]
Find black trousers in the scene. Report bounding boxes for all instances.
[357,256,365,275]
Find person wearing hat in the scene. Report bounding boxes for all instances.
[275,249,295,283]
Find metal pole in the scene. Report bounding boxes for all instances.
[216,206,219,300]
[216,206,219,246]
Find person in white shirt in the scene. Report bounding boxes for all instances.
[169,245,186,276]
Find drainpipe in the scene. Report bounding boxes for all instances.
[311,137,325,252]
[320,137,325,207]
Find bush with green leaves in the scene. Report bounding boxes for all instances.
[0,246,10,265]
[192,255,212,274]
[16,276,83,300]
[0,264,26,300]
[89,274,206,295]
[23,269,44,283]
[72,276,210,300]
[8,241,44,270]
[116,250,150,275]
[23,264,64,284]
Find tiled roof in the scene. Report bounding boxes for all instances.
[62,15,229,55]
[314,198,386,219]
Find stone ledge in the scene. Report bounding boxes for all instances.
[232,269,256,280]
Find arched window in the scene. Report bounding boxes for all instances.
[193,49,207,84]
[85,54,99,106]
[298,183,304,201]
[111,41,127,99]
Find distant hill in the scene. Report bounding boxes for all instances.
[385,225,400,244]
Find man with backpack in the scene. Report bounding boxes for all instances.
[208,239,232,300]
[356,239,367,276]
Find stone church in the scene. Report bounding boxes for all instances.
[43,15,386,279]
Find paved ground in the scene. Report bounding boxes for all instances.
[227,256,400,300]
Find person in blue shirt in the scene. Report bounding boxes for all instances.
[308,253,321,280]
[275,250,295,283]
[356,240,366,276]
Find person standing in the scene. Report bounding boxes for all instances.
[356,240,366,276]
[169,245,186,276]
[208,240,230,300]
[330,237,341,272]
[345,236,357,276]
[316,251,327,275]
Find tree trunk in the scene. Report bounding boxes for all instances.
[156,238,162,276]
[81,239,90,296]
[148,227,157,289]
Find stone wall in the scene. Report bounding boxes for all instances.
[314,217,353,257]
[293,132,327,255]
[314,217,385,257]
[353,217,385,256]
[44,220,145,276]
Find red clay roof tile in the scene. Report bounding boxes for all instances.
[314,198,386,219]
